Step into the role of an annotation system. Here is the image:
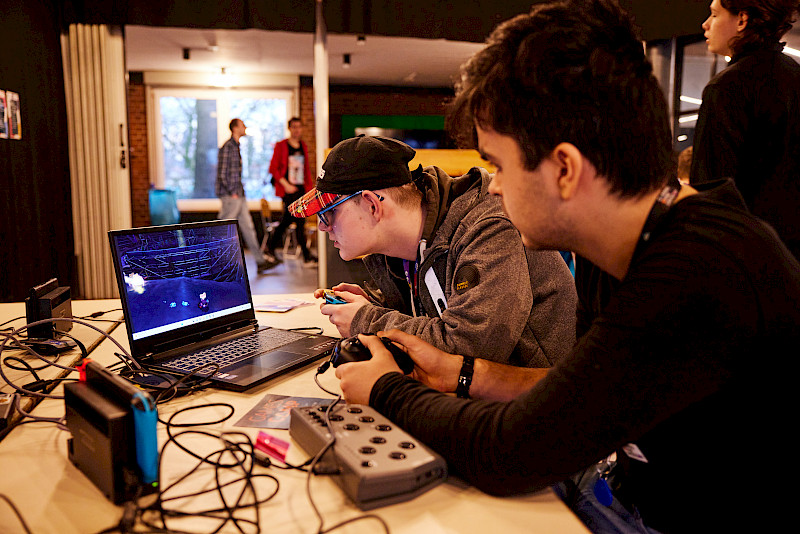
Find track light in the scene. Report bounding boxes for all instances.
[343,53,351,68]
[183,48,190,60]
[357,35,366,46]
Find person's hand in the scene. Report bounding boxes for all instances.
[316,288,370,337]
[313,283,370,301]
[335,334,402,404]
[378,329,462,393]
[284,183,299,194]
[330,283,370,299]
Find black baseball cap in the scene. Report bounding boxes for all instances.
[289,135,418,217]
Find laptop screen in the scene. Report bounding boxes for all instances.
[109,220,256,356]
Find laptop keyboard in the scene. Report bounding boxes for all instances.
[162,328,308,374]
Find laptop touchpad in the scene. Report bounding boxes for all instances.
[243,351,305,371]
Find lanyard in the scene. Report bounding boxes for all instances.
[633,178,682,259]
[403,258,420,317]
[402,240,427,317]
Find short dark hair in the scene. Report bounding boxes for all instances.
[288,117,302,128]
[229,118,241,132]
[447,0,674,198]
[721,0,799,56]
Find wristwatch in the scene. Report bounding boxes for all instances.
[456,355,475,399]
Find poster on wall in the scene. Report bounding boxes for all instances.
[6,91,21,140]
[0,91,7,139]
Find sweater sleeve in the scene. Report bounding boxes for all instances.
[351,216,543,363]
[369,235,752,496]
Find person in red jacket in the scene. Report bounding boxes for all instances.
[267,117,316,264]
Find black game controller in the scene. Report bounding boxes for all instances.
[331,334,415,374]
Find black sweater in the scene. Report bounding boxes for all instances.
[691,44,800,259]
[370,187,800,533]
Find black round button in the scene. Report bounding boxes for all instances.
[347,407,363,413]
[329,414,344,422]
[376,424,392,431]
[389,452,406,460]
[370,436,387,444]
[399,441,416,449]
[359,446,377,454]
[359,416,375,423]
[343,423,360,431]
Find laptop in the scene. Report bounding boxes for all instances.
[108,219,337,391]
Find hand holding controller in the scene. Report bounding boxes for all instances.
[322,289,348,304]
[331,334,415,374]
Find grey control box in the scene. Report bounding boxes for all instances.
[289,403,447,510]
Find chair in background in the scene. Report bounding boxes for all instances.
[149,188,180,225]
[260,198,280,253]
[260,198,317,264]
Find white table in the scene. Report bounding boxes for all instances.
[0,295,588,534]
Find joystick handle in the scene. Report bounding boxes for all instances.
[331,334,415,374]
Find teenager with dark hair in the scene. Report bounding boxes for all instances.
[691,0,800,257]
[333,1,800,532]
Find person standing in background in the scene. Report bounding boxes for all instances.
[216,118,277,273]
[267,117,316,264]
[691,0,800,258]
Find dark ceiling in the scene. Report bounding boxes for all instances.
[64,0,709,43]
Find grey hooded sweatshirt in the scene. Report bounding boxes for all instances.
[350,166,577,368]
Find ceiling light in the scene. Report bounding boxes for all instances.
[677,134,688,142]
[680,95,703,106]
[357,35,366,46]
[678,114,699,124]
[213,67,232,88]
[343,54,351,69]
[784,46,800,58]
[182,48,190,60]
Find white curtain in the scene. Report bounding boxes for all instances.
[61,24,131,299]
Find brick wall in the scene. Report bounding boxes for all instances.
[127,76,151,227]
[124,78,451,225]
[299,76,317,175]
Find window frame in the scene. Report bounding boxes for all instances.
[147,86,296,201]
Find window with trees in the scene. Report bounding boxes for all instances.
[151,88,293,200]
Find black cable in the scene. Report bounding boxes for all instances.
[96,403,280,534]
[144,411,278,533]
[0,316,26,331]
[0,493,34,534]
[288,326,324,335]
[74,308,123,323]
[305,367,391,534]
[2,355,42,381]
[54,330,89,360]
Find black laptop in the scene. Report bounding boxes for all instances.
[108,219,336,391]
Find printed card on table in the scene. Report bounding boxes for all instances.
[235,394,331,430]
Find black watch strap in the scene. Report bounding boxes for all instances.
[456,355,475,399]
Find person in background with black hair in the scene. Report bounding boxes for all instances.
[267,117,316,264]
[691,0,800,257]
[332,1,800,532]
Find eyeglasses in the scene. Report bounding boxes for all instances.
[317,191,384,227]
